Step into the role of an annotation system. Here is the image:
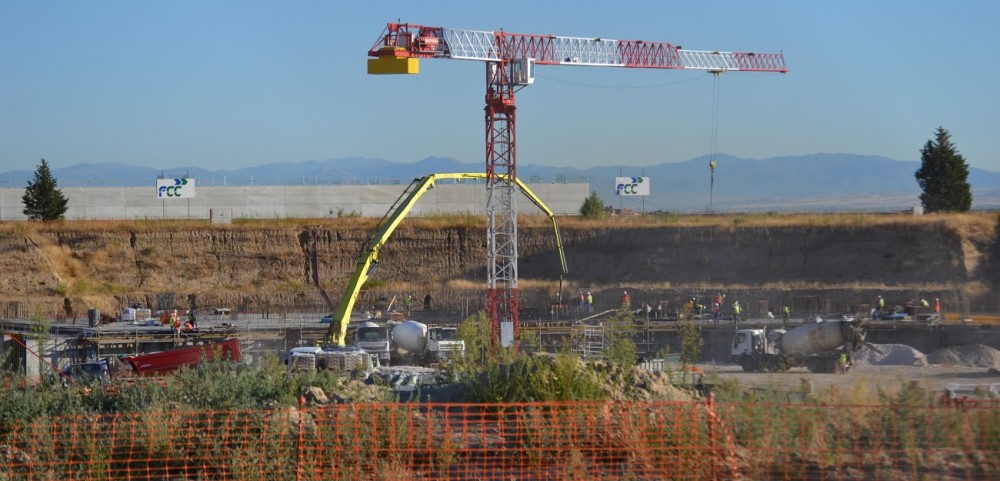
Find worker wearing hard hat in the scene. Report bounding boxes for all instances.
[732,301,742,324]
[586,292,593,312]
[622,290,630,307]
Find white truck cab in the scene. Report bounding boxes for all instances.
[427,326,464,360]
[732,329,763,362]
[355,321,392,365]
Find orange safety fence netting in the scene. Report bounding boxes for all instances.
[1,400,998,480]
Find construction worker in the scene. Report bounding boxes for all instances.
[711,302,720,323]
[586,292,593,313]
[403,294,412,315]
[838,352,849,374]
[877,295,885,314]
[622,290,630,307]
[732,301,742,324]
[935,298,941,314]
[578,292,585,310]
[782,305,790,323]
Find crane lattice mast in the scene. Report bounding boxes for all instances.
[368,23,786,347]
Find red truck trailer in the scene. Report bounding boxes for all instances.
[123,338,241,376]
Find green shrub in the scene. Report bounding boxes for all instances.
[679,307,703,366]
[603,308,638,368]
[449,312,609,403]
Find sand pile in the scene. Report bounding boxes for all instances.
[924,344,1000,368]
[623,366,697,402]
[853,343,926,366]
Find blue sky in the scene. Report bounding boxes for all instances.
[1,1,998,172]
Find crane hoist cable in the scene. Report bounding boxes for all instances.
[708,71,722,212]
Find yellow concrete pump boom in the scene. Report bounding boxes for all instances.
[324,172,568,346]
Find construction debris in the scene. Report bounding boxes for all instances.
[304,386,329,405]
[373,365,440,391]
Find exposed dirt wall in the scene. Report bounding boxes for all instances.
[0,214,995,318]
[549,224,967,285]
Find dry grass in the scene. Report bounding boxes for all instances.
[751,280,958,291]
[941,211,1000,237]
[443,279,478,290]
[1,211,994,233]
[0,218,212,234]
[558,211,999,230]
[20,230,79,287]
[960,281,991,298]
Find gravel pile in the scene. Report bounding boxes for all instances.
[853,343,926,366]
[924,344,1000,368]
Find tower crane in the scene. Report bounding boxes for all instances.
[368,22,787,347]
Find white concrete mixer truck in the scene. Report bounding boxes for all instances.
[355,321,392,366]
[731,318,871,373]
[391,321,465,365]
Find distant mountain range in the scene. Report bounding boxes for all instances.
[3,154,999,212]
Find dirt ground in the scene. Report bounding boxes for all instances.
[698,363,1000,401]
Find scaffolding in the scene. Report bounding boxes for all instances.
[576,323,605,360]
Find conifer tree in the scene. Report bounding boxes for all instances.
[579,191,606,218]
[915,127,972,212]
[22,159,69,221]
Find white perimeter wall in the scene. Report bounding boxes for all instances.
[0,183,589,220]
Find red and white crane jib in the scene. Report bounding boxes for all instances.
[366,21,785,349]
[368,22,787,73]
